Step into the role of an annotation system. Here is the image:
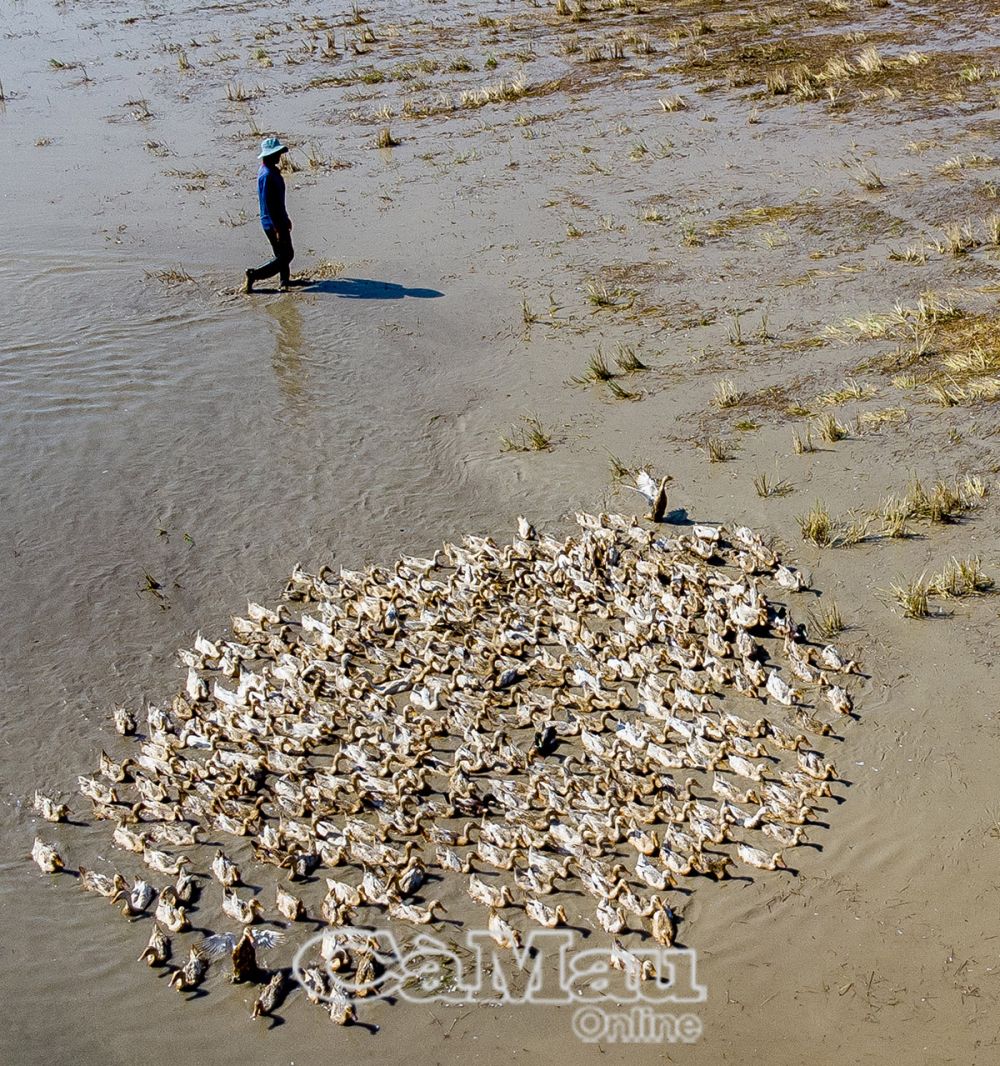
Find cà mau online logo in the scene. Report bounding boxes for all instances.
[292,926,707,1007]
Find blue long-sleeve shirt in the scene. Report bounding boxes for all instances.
[258,163,289,231]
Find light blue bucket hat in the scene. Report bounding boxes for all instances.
[258,136,287,159]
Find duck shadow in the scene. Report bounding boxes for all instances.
[178,987,209,1001]
[298,277,444,300]
[664,508,691,525]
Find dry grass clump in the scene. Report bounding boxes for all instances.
[460,75,534,108]
[608,453,632,480]
[500,416,552,452]
[706,437,734,463]
[927,556,994,598]
[832,299,1000,406]
[797,502,869,547]
[889,557,994,619]
[815,413,850,443]
[797,502,834,546]
[906,312,1000,405]
[712,378,743,408]
[876,476,987,529]
[831,293,961,342]
[145,267,195,285]
[849,161,885,191]
[608,379,640,401]
[376,127,401,148]
[753,473,792,498]
[880,499,911,539]
[809,601,845,639]
[815,377,876,406]
[855,406,908,432]
[573,349,614,384]
[614,344,647,373]
[793,428,816,454]
[889,576,930,618]
[706,204,803,239]
[887,245,927,264]
[585,280,635,310]
[933,220,981,256]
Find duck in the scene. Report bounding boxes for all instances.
[467,874,514,909]
[78,776,118,806]
[765,671,797,707]
[155,888,191,932]
[825,685,853,716]
[387,899,447,925]
[761,822,808,847]
[113,705,137,736]
[276,884,306,921]
[435,846,473,874]
[211,850,242,887]
[138,923,171,966]
[299,964,328,1004]
[112,823,148,854]
[143,847,187,876]
[222,888,263,925]
[169,945,208,991]
[797,750,837,780]
[230,926,261,983]
[596,897,627,935]
[818,644,859,674]
[327,986,357,1025]
[324,877,363,909]
[251,969,288,1019]
[129,878,157,912]
[31,837,65,873]
[174,868,199,905]
[735,842,787,871]
[352,946,378,997]
[524,898,568,928]
[487,909,523,949]
[726,754,766,783]
[78,866,125,899]
[31,508,864,996]
[149,822,202,847]
[99,750,135,784]
[635,852,672,891]
[610,938,656,981]
[33,791,69,823]
[650,900,678,947]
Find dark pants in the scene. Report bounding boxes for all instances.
[249,227,294,286]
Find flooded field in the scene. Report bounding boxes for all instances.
[3,0,1000,1062]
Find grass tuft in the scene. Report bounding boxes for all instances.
[712,378,743,408]
[889,576,930,618]
[706,437,734,463]
[797,502,834,546]
[809,601,845,639]
[753,473,792,498]
[500,416,552,452]
[614,343,647,373]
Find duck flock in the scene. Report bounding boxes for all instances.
[31,503,860,1024]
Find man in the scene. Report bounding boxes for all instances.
[245,136,294,293]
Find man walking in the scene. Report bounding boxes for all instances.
[245,136,294,293]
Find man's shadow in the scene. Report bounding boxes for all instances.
[299,277,444,300]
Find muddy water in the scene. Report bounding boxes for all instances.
[5,0,1000,1062]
